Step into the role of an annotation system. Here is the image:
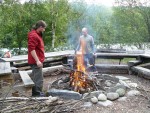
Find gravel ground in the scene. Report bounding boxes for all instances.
[44,73,150,113]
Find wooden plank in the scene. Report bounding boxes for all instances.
[96,49,126,53]
[140,54,150,58]
[0,50,143,62]
[26,65,64,74]
[19,71,34,87]
[0,62,11,75]
[96,53,140,59]
[131,66,150,79]
[0,50,74,62]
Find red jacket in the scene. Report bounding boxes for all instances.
[28,30,45,64]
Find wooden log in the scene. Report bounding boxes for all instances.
[126,50,145,54]
[127,60,142,67]
[131,66,150,79]
[26,65,65,75]
[0,96,56,101]
[138,63,150,69]
[138,54,150,63]
[95,64,128,74]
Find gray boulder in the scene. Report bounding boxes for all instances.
[107,92,119,101]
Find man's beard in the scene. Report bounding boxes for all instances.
[40,32,43,37]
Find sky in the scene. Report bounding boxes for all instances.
[80,0,115,6]
[20,0,115,6]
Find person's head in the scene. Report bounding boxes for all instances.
[82,27,88,36]
[33,20,47,33]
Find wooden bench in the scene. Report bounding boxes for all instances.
[95,64,128,74]
[96,49,126,53]
[131,66,150,79]
[19,71,34,87]
[0,62,14,86]
[127,60,142,67]
[16,71,34,96]
[138,63,150,69]
[127,60,142,74]
[139,54,150,63]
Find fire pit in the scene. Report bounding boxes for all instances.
[46,52,136,102]
[47,52,126,100]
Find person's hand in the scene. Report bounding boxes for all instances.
[93,53,97,57]
[36,60,43,68]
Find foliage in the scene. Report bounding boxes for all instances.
[0,0,150,54]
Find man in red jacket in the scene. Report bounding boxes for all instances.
[28,20,47,97]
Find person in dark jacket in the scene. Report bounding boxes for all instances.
[28,20,47,96]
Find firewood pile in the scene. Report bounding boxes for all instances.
[0,80,86,113]
[0,96,87,113]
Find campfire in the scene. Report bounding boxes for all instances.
[70,52,88,92]
[69,51,97,93]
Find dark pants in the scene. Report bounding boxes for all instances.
[84,53,97,72]
[30,64,43,96]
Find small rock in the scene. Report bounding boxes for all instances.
[127,90,141,97]
[83,91,103,99]
[107,84,126,93]
[98,100,113,107]
[45,96,58,104]
[98,94,107,101]
[119,80,130,88]
[107,92,119,101]
[83,102,93,107]
[102,74,119,83]
[91,96,98,104]
[105,80,112,87]
[90,91,103,97]
[128,83,138,88]
[57,80,63,87]
[118,97,127,102]
[116,88,126,97]
[51,96,58,102]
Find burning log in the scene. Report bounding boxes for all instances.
[70,70,98,93]
[70,53,98,93]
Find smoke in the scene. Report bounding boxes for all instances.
[66,1,114,50]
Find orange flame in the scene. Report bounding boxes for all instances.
[70,38,88,92]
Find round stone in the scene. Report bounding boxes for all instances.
[107,92,119,101]
[91,96,98,104]
[98,93,107,101]
[127,90,141,97]
[116,88,126,97]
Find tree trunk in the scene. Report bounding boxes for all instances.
[52,22,55,48]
